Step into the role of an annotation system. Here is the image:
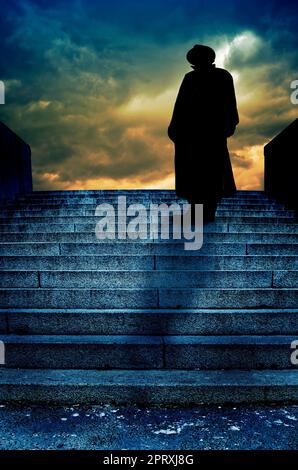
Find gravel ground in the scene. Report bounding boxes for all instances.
[0,404,297,450]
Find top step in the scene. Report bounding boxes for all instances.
[29,190,265,196]
[16,191,270,203]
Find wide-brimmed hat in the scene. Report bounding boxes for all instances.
[186,44,216,65]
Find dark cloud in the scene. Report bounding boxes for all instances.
[1,0,298,190]
[230,152,253,169]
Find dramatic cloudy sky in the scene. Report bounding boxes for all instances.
[0,0,297,190]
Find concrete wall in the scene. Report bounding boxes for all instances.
[0,121,32,204]
[264,119,298,210]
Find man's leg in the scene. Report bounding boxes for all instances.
[190,201,216,224]
[203,200,217,222]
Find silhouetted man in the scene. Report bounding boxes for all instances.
[168,44,239,222]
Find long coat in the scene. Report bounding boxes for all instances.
[168,65,239,203]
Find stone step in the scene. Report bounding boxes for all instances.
[1,255,297,271]
[1,205,295,218]
[0,223,230,234]
[29,190,265,195]
[1,215,296,224]
[0,369,296,404]
[0,223,78,233]
[156,255,298,271]
[1,242,297,256]
[1,222,297,234]
[0,270,281,288]
[2,308,297,335]
[1,241,298,256]
[20,190,267,198]
[4,202,284,210]
[1,208,295,218]
[218,216,297,223]
[1,197,282,205]
[217,210,294,217]
[14,198,273,207]
[218,203,283,209]
[226,208,295,215]
[0,334,163,369]
[0,334,295,370]
[0,243,60,256]
[1,208,293,217]
[164,336,296,370]
[0,288,297,308]
[1,231,298,244]
[21,193,269,200]
[1,270,297,288]
[58,242,298,256]
[11,198,190,205]
[229,224,298,233]
[246,244,298,255]
[8,191,275,202]
[14,200,176,206]
[0,242,246,256]
[0,255,156,270]
[159,288,298,308]
[3,198,282,206]
[274,271,298,287]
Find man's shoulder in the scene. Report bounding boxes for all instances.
[214,67,233,79]
[184,71,195,79]
[184,68,233,79]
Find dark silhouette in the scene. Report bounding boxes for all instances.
[264,118,298,212]
[168,44,239,222]
[0,121,32,204]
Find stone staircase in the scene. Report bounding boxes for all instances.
[0,189,297,404]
